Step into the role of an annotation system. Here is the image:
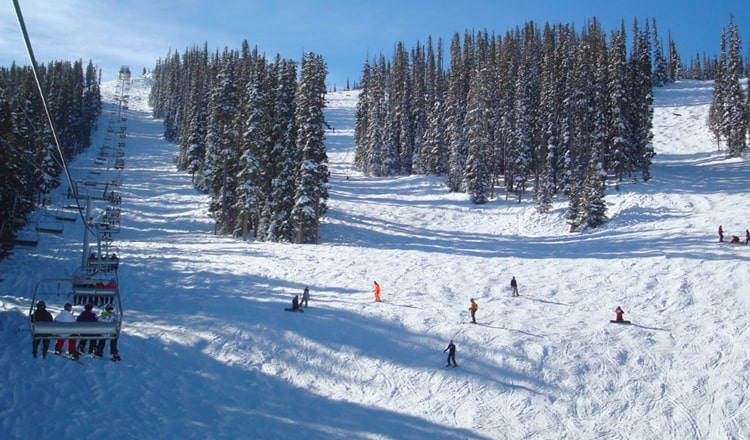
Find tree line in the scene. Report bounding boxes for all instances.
[0,60,101,246]
[149,42,329,243]
[354,18,667,231]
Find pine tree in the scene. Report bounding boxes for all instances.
[445,33,469,192]
[724,15,748,157]
[204,54,241,234]
[463,35,496,204]
[292,53,329,244]
[608,22,631,183]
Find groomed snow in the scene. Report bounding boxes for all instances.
[0,78,748,440]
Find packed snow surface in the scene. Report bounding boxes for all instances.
[1,77,748,440]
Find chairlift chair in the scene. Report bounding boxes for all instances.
[29,278,123,341]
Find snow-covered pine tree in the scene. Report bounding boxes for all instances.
[708,30,728,150]
[535,23,566,212]
[264,57,300,242]
[238,57,272,240]
[445,32,469,192]
[627,19,655,182]
[651,18,669,87]
[509,23,541,203]
[463,35,496,204]
[353,60,371,173]
[723,15,748,157]
[390,42,415,174]
[204,53,241,235]
[608,22,631,183]
[292,52,329,244]
[409,41,427,174]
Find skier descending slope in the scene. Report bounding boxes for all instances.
[443,340,458,368]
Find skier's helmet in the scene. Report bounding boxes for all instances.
[36,301,46,309]
[64,303,72,311]
[84,303,93,311]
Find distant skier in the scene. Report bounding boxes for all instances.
[31,301,53,359]
[373,281,381,302]
[301,286,310,308]
[730,235,741,244]
[443,340,458,368]
[745,230,749,245]
[718,225,724,242]
[510,276,519,297]
[284,295,303,313]
[469,298,478,323]
[292,295,300,312]
[614,306,625,322]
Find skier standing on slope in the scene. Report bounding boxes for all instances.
[718,225,724,242]
[510,276,519,297]
[301,286,310,308]
[443,340,458,368]
[373,281,381,302]
[469,298,478,323]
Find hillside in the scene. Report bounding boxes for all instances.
[0,77,748,440]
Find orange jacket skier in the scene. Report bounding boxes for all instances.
[469,299,478,323]
[373,281,381,302]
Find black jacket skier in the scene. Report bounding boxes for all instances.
[443,340,457,367]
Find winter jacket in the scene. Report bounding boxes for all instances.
[469,301,478,312]
[55,309,76,337]
[76,310,98,322]
[99,310,117,323]
[32,309,53,323]
[444,342,456,355]
[55,310,76,323]
[615,307,625,321]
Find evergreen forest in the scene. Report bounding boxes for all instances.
[149,43,329,243]
[0,60,101,248]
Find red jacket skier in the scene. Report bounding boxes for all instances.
[614,306,625,322]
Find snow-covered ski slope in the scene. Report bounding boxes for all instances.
[0,78,748,440]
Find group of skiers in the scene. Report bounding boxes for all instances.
[30,300,120,361]
[718,225,750,245]
[289,286,311,312]
[286,277,526,368]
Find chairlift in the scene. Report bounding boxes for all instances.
[52,208,77,222]
[37,218,64,234]
[86,245,120,273]
[29,278,122,341]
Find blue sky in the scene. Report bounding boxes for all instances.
[1,0,747,89]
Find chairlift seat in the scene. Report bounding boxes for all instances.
[31,321,120,340]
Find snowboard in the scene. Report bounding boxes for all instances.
[284,308,304,313]
[610,320,631,324]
